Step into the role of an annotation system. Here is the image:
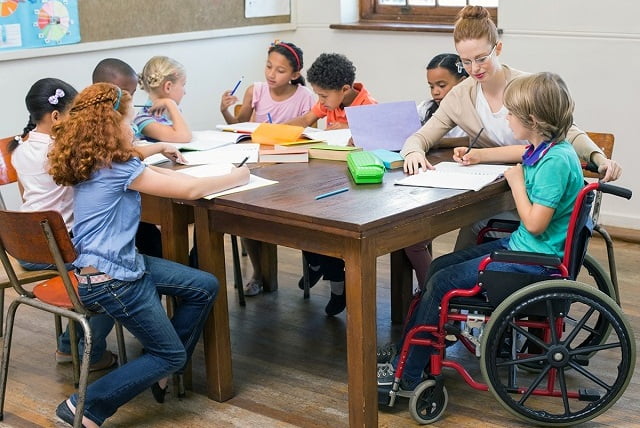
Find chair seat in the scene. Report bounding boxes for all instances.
[32,273,78,309]
[0,255,57,288]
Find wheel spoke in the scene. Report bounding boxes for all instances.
[511,321,549,352]
[518,364,551,405]
[568,360,613,391]
[562,306,596,346]
[557,367,571,416]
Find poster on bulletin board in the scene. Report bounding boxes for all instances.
[0,0,80,51]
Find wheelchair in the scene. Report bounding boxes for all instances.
[380,181,635,425]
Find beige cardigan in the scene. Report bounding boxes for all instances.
[400,65,602,162]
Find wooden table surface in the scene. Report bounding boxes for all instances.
[162,151,515,427]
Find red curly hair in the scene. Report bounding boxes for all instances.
[49,82,137,186]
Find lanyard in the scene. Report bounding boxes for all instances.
[522,141,555,166]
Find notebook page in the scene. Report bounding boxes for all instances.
[395,162,509,191]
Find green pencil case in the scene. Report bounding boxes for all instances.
[347,151,385,184]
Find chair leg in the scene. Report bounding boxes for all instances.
[54,314,63,343]
[0,300,20,420]
[302,252,310,299]
[69,320,80,388]
[231,235,245,306]
[114,321,128,365]
[74,316,93,428]
[0,289,3,338]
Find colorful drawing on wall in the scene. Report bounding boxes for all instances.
[0,0,79,51]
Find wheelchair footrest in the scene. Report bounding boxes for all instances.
[579,388,601,402]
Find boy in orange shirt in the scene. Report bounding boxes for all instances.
[289,53,377,316]
[288,52,376,130]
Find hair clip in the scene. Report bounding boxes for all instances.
[48,88,65,105]
[270,39,280,47]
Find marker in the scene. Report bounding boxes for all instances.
[465,127,484,155]
[267,112,273,123]
[230,76,243,96]
[237,156,249,167]
[315,187,349,200]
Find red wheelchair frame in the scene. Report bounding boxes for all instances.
[382,182,635,425]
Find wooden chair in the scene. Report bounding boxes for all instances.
[0,209,127,428]
[0,136,59,336]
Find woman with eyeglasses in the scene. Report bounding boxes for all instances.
[400,5,622,251]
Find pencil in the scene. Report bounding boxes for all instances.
[230,76,244,96]
[315,187,349,200]
[237,156,249,167]
[465,127,484,155]
[267,112,273,123]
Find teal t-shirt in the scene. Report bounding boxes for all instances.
[508,141,583,258]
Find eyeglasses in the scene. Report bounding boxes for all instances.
[456,44,497,69]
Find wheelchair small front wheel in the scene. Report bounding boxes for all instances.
[408,380,448,425]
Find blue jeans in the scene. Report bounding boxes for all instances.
[69,255,218,425]
[18,260,114,364]
[396,237,558,385]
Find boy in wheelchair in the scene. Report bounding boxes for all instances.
[377,72,584,394]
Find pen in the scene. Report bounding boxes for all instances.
[267,112,273,123]
[237,156,249,167]
[465,127,484,155]
[134,104,146,108]
[230,76,243,96]
[315,187,349,200]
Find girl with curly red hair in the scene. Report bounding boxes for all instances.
[49,82,249,427]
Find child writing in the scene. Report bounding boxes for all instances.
[287,52,376,130]
[134,55,192,143]
[49,83,249,427]
[406,53,469,291]
[289,53,377,316]
[378,72,584,394]
[10,78,118,372]
[219,41,315,296]
[220,41,315,125]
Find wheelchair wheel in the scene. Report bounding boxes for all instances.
[408,380,448,425]
[480,280,635,426]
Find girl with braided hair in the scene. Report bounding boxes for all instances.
[50,82,249,427]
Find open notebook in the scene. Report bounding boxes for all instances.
[395,162,510,191]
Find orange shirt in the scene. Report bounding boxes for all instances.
[311,82,377,128]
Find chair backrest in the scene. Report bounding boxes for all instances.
[564,184,596,280]
[584,132,614,179]
[0,136,19,210]
[0,209,83,310]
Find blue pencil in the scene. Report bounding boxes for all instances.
[267,112,273,123]
[315,187,349,200]
[230,76,243,96]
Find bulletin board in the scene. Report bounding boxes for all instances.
[78,0,291,44]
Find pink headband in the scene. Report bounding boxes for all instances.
[272,41,301,71]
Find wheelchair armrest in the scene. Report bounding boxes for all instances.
[485,219,519,231]
[489,250,562,267]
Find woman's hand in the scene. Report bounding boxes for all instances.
[596,157,622,182]
[403,152,433,175]
[220,90,238,113]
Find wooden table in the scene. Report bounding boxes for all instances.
[171,153,515,427]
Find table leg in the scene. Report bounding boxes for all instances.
[259,242,278,292]
[344,239,378,427]
[194,207,234,401]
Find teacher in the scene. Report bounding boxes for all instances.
[400,5,621,251]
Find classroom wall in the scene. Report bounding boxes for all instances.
[1,0,638,229]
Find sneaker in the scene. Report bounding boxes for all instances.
[298,265,323,290]
[325,292,346,316]
[243,279,263,297]
[377,363,395,386]
[55,350,73,364]
[89,351,118,372]
[376,342,397,364]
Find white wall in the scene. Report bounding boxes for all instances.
[1,0,638,229]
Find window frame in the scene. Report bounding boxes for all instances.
[359,0,498,27]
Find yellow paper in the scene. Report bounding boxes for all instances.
[251,123,305,145]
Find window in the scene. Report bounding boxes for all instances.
[360,0,498,28]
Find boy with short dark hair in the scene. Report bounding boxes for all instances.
[288,53,376,130]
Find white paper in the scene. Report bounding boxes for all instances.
[175,163,278,199]
[203,175,278,199]
[301,128,352,146]
[215,122,261,133]
[181,144,260,165]
[395,162,509,191]
[171,130,246,151]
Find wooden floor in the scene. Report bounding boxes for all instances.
[0,231,638,427]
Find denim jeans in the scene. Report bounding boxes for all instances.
[68,255,218,425]
[397,237,558,385]
[18,260,114,364]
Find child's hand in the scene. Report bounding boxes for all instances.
[159,143,186,164]
[504,163,524,187]
[404,152,433,175]
[325,122,348,130]
[232,164,251,184]
[148,98,177,116]
[220,91,239,112]
[453,147,481,165]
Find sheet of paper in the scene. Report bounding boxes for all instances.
[345,101,421,151]
[301,128,352,146]
[395,162,509,191]
[215,122,261,134]
[171,130,243,151]
[204,175,278,199]
[174,163,278,199]
[180,144,259,165]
